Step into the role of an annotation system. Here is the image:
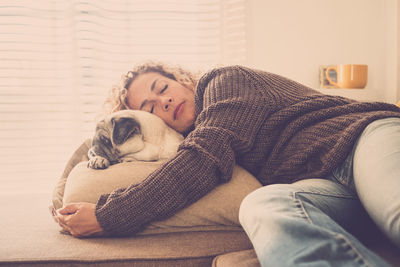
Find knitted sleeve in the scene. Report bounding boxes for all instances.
[95,66,268,236]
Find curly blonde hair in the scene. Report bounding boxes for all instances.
[102,61,200,115]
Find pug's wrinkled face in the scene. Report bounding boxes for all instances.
[87,114,143,169]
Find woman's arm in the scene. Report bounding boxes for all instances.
[60,66,269,237]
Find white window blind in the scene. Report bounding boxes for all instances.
[0,0,247,194]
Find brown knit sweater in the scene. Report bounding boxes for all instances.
[95,65,400,236]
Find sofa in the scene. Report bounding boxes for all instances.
[1,140,399,266]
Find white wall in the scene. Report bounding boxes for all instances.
[245,0,398,103]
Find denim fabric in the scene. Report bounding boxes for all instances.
[332,117,400,248]
[239,118,400,267]
[328,145,356,192]
[352,117,400,248]
[239,180,389,266]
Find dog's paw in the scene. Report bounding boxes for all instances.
[87,156,110,169]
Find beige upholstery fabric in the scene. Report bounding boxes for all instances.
[212,249,261,267]
[2,192,400,266]
[52,139,91,210]
[54,139,262,235]
[63,160,262,234]
[63,161,163,205]
[0,193,254,267]
[41,140,400,267]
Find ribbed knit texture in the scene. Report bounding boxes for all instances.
[95,65,400,236]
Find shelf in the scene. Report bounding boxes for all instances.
[316,88,383,102]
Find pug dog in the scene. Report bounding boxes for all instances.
[87,110,184,169]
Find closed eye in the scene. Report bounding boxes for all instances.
[160,84,168,93]
[100,135,111,146]
[148,84,167,113]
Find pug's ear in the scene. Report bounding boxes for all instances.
[111,117,141,145]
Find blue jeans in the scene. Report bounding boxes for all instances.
[239,118,400,267]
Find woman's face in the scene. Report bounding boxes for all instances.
[126,72,196,133]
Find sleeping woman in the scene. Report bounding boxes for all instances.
[54,62,400,266]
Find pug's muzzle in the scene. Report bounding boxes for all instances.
[87,112,142,169]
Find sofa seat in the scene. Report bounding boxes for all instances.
[2,192,400,266]
[212,249,260,267]
[0,192,253,267]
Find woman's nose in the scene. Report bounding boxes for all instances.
[159,97,173,111]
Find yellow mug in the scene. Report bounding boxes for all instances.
[325,64,368,89]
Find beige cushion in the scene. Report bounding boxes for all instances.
[2,192,255,267]
[52,139,92,210]
[212,249,261,267]
[63,160,262,235]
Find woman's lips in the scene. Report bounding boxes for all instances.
[174,102,184,120]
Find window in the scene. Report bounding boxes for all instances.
[0,0,247,194]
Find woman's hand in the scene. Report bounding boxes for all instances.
[55,202,104,238]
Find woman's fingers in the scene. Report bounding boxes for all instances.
[50,204,75,235]
[57,203,79,215]
[54,203,104,238]
[56,213,71,231]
